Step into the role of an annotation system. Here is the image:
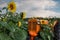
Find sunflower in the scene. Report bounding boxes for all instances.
[8,1,16,13]
[20,12,26,19]
[50,20,57,28]
[40,20,48,25]
[18,21,21,27]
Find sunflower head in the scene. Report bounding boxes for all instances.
[18,21,21,27]
[20,12,26,19]
[40,20,48,25]
[8,1,16,13]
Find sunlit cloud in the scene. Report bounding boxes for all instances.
[0,0,60,18]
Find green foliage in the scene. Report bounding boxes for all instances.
[0,8,27,40]
[0,5,60,40]
[40,25,54,40]
[0,10,2,13]
[2,7,7,10]
[0,32,12,40]
[11,29,27,40]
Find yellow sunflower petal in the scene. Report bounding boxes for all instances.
[18,21,21,27]
[22,12,26,19]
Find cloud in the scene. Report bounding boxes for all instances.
[15,0,59,17]
[0,2,7,8]
[16,0,57,9]
[0,0,60,18]
[26,10,60,18]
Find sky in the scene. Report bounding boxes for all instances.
[0,0,60,18]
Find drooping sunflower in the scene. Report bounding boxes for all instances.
[8,1,16,13]
[50,20,57,28]
[20,12,26,19]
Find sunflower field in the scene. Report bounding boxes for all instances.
[0,1,60,40]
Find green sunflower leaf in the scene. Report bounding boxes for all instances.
[0,32,12,40]
[2,7,7,10]
[11,29,27,40]
[0,10,2,13]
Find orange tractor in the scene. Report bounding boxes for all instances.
[28,18,58,40]
[28,18,41,40]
